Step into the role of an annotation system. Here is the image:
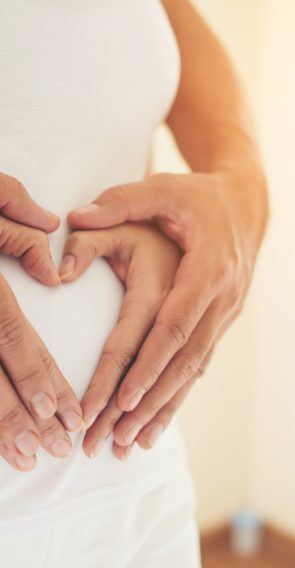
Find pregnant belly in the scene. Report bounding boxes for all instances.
[0,241,183,530]
[0,229,131,522]
[0,149,182,530]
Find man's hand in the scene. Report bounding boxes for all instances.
[64,168,267,457]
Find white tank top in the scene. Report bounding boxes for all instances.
[0,0,186,533]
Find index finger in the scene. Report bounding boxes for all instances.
[116,254,216,412]
[0,277,57,420]
[80,286,164,429]
[25,317,85,432]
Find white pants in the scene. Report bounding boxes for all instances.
[0,464,202,568]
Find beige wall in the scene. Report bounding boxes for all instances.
[247,0,295,536]
[153,0,295,536]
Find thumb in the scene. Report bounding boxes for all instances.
[0,217,60,286]
[66,177,173,230]
[59,227,133,283]
[0,172,60,232]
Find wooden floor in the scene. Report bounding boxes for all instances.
[201,542,292,568]
[200,524,295,568]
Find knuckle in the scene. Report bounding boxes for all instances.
[102,346,136,376]
[100,185,127,208]
[149,359,163,382]
[21,231,49,268]
[195,363,206,379]
[32,229,48,248]
[146,399,162,418]
[94,414,115,439]
[21,249,42,275]
[213,264,229,292]
[85,381,100,397]
[16,365,41,388]
[0,438,10,456]
[175,353,199,384]
[67,230,89,248]
[212,257,238,297]
[37,346,54,374]
[227,283,241,308]
[0,404,23,428]
[55,386,73,407]
[106,414,118,430]
[0,312,24,348]
[32,229,48,246]
[167,320,190,349]
[38,419,60,441]
[22,227,48,250]
[195,346,215,380]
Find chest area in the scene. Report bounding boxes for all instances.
[0,1,180,147]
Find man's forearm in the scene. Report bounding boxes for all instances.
[162,0,269,254]
[162,0,263,175]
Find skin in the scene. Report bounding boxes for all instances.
[59,221,182,458]
[0,0,269,467]
[0,173,84,471]
[60,0,269,460]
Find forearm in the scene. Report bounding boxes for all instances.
[162,0,269,252]
[162,0,260,170]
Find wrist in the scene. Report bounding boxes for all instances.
[215,161,269,264]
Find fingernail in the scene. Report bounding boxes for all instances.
[62,411,84,432]
[51,271,61,286]
[82,414,98,432]
[126,388,146,411]
[145,423,164,447]
[89,437,104,459]
[15,430,40,456]
[71,203,99,215]
[117,444,134,461]
[15,455,37,471]
[50,438,72,458]
[31,392,56,419]
[59,254,75,280]
[122,423,142,445]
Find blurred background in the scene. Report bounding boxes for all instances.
[153,0,295,564]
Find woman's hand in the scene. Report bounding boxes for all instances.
[59,220,182,458]
[0,276,85,471]
[0,171,61,286]
[63,168,268,458]
[0,173,84,471]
